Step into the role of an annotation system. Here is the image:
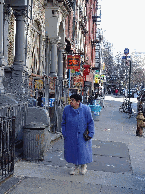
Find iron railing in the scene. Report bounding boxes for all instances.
[0,115,15,182]
[0,102,28,182]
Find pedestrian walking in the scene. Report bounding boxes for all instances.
[115,88,118,96]
[61,94,94,175]
[108,88,111,94]
[95,92,99,99]
[37,91,43,107]
[125,87,128,98]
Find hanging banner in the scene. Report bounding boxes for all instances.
[67,55,80,70]
[73,75,84,87]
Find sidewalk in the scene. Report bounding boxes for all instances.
[1,95,145,193]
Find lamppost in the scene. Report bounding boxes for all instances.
[128,58,131,102]
[124,48,131,100]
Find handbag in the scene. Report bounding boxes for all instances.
[83,127,91,141]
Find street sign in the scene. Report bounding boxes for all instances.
[122,55,130,59]
[124,48,129,55]
[122,56,127,59]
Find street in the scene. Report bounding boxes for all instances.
[1,95,145,194]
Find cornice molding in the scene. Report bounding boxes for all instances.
[49,37,60,44]
[13,9,26,18]
[58,42,66,50]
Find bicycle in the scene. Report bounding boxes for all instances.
[119,98,133,118]
[119,98,129,112]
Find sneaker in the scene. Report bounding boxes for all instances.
[70,166,80,175]
[81,164,87,175]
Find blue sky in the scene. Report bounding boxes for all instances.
[99,0,145,56]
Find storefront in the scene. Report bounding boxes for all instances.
[28,73,49,107]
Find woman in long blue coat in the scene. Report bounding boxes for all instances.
[61,94,94,175]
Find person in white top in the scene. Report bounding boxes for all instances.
[125,87,128,98]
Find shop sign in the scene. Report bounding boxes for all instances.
[94,74,100,83]
[49,77,56,91]
[95,70,99,73]
[102,63,105,70]
[83,68,90,76]
[67,55,80,70]
[95,74,100,78]
[71,69,81,77]
[49,98,55,107]
[73,75,84,87]
[34,79,43,90]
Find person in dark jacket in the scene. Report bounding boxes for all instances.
[37,91,43,107]
[95,92,99,99]
[61,94,94,175]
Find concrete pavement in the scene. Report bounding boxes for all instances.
[1,95,145,193]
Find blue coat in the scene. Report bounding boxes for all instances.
[61,103,94,165]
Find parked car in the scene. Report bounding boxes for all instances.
[137,88,145,97]
[127,90,134,98]
[120,88,125,95]
[131,88,137,94]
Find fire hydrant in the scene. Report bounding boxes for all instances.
[136,111,145,137]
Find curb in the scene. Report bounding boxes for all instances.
[50,132,62,145]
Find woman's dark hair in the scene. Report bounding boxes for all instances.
[70,94,82,102]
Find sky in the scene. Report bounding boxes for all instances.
[99,0,145,57]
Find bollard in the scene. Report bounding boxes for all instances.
[136,111,145,137]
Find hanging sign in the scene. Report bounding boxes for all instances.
[124,48,129,55]
[94,74,100,84]
[67,55,80,70]
[83,67,90,76]
[49,77,56,91]
[34,79,43,90]
[102,63,105,70]
[71,69,81,77]
[73,75,84,87]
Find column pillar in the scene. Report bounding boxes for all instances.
[45,36,50,76]
[11,9,26,99]
[13,9,25,67]
[50,37,59,77]
[0,0,4,60]
[58,43,65,79]
[55,43,65,131]
[0,0,5,93]
[4,6,12,63]
[3,6,13,94]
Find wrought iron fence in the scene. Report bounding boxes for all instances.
[0,115,15,182]
[0,102,28,182]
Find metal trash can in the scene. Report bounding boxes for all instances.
[23,122,48,161]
